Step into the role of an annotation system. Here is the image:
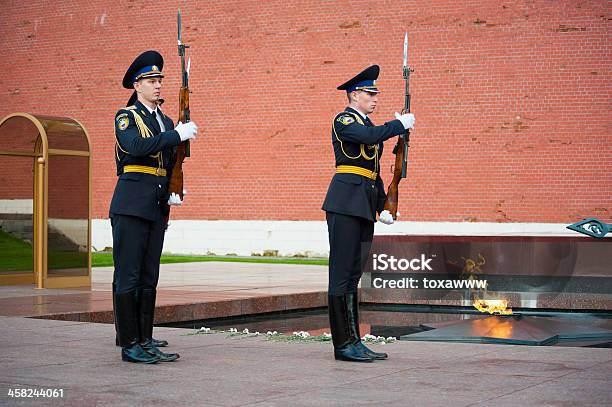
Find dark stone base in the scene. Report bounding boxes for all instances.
[400,315,612,346]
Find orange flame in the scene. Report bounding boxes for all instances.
[473,299,513,315]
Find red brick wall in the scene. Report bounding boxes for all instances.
[0,117,37,200]
[1,1,610,222]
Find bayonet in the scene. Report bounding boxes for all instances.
[178,9,190,88]
[401,31,412,178]
[178,9,182,46]
[403,32,408,67]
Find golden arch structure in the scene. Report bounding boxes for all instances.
[0,113,91,288]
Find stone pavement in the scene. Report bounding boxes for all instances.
[0,262,329,322]
[0,316,610,406]
[1,262,610,406]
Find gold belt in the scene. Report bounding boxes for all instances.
[336,165,377,180]
[123,165,167,177]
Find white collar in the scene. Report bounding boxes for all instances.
[142,103,158,115]
[351,107,367,120]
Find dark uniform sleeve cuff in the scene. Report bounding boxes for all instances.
[382,119,407,139]
[391,119,407,133]
[168,130,182,146]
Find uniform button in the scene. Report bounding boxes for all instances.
[158,184,162,188]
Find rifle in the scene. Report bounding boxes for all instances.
[383,32,413,219]
[168,8,191,201]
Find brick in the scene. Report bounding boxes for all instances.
[0,1,609,223]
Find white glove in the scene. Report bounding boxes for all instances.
[379,210,394,225]
[168,192,183,206]
[175,121,198,141]
[394,112,415,129]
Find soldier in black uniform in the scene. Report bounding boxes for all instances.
[111,50,198,364]
[322,65,415,362]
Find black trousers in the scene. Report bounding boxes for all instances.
[326,212,374,295]
[111,214,167,294]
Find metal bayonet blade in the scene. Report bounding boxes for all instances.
[187,57,191,76]
[177,9,182,45]
[403,32,408,67]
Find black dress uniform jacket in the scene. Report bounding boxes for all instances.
[322,107,405,221]
[109,100,181,221]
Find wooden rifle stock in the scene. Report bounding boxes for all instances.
[168,86,189,200]
[383,128,409,219]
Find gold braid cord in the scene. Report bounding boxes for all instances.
[333,112,379,173]
[130,110,153,138]
[115,109,162,169]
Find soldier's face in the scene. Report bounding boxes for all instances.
[354,91,378,114]
[134,77,162,106]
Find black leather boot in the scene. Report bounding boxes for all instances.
[139,288,179,362]
[115,290,160,364]
[113,282,119,346]
[117,336,167,348]
[347,293,388,360]
[115,283,167,348]
[151,337,169,348]
[328,294,372,362]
